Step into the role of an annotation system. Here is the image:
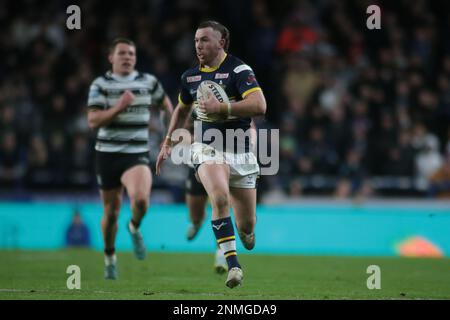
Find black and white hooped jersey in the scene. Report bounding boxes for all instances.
[178,54,262,153]
[87,70,165,153]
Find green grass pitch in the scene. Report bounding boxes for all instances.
[0,249,449,299]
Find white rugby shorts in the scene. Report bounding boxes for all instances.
[190,142,259,188]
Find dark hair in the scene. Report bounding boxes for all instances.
[109,37,136,53]
[197,20,230,51]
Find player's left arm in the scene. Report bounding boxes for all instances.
[199,88,266,118]
[228,65,266,117]
[228,89,266,117]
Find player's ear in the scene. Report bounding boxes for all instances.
[219,38,225,50]
[108,51,114,64]
[108,55,113,64]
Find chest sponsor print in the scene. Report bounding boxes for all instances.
[215,73,229,79]
[187,75,202,83]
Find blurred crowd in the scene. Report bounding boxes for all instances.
[1,0,450,201]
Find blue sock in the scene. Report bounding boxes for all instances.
[212,217,241,269]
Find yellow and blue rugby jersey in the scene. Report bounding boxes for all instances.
[178,54,262,153]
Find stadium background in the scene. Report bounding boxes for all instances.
[0,0,450,300]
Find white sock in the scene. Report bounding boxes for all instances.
[104,254,117,266]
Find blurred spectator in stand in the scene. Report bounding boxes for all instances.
[335,149,372,201]
[247,0,276,80]
[278,116,298,190]
[285,96,309,140]
[428,151,450,198]
[67,133,94,189]
[0,105,17,135]
[46,131,68,187]
[282,55,318,107]
[301,126,338,175]
[415,133,443,190]
[9,79,41,144]
[42,93,68,134]
[0,131,27,190]
[414,88,439,135]
[288,178,303,197]
[437,75,450,140]
[410,25,435,72]
[65,209,91,247]
[373,112,398,174]
[328,104,350,160]
[382,130,415,176]
[446,126,450,155]
[350,122,369,163]
[276,9,318,56]
[25,133,51,188]
[411,122,439,152]
[395,81,411,112]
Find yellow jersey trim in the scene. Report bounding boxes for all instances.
[200,53,228,73]
[242,87,262,99]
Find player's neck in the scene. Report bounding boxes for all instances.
[203,51,226,70]
[111,69,136,80]
[112,70,133,77]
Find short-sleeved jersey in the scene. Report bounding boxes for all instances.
[87,70,165,153]
[178,54,262,153]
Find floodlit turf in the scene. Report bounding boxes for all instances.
[0,249,449,300]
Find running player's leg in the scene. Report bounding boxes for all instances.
[122,164,151,227]
[186,193,208,240]
[185,168,226,273]
[100,187,123,279]
[197,163,230,219]
[186,167,208,240]
[198,162,243,288]
[186,193,227,273]
[230,187,257,250]
[121,164,151,260]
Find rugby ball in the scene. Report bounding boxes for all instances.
[196,80,230,121]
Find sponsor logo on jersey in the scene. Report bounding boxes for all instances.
[246,73,256,85]
[207,83,225,103]
[233,64,252,73]
[215,73,229,79]
[187,75,202,83]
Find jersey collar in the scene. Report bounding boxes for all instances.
[108,70,138,81]
[199,53,227,73]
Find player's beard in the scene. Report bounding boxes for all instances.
[199,51,219,68]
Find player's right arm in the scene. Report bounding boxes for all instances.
[156,72,195,175]
[87,90,135,129]
[250,118,257,154]
[155,100,192,175]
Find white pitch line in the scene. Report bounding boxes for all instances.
[0,289,33,292]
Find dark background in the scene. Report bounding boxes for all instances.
[1,0,450,202]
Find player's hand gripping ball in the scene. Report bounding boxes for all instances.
[196,80,230,122]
